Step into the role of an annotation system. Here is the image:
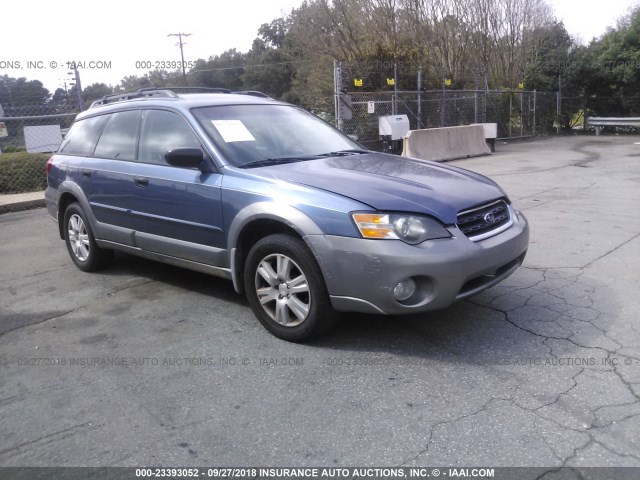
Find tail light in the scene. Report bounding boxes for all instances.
[46,157,53,175]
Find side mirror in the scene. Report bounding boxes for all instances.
[165,148,205,169]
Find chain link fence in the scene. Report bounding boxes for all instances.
[0,101,77,194]
[336,89,558,151]
[333,61,640,151]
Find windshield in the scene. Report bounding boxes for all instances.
[192,104,363,167]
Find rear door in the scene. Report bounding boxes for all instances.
[82,110,143,246]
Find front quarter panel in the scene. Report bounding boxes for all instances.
[222,169,371,242]
[222,169,373,293]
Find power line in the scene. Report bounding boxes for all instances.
[168,33,192,86]
[190,59,311,74]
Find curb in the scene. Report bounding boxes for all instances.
[0,198,46,215]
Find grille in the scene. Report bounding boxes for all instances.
[457,199,512,241]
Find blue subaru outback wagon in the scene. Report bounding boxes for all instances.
[46,88,529,341]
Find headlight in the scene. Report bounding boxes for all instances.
[351,212,451,244]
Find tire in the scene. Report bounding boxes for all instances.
[244,234,338,342]
[63,203,113,272]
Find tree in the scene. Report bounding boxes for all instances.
[243,19,298,99]
[187,49,246,90]
[83,83,114,107]
[0,76,50,106]
[524,22,573,91]
[118,69,182,91]
[562,5,640,119]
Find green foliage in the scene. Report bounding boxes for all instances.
[0,152,50,194]
[242,18,299,100]
[187,50,246,91]
[524,22,573,91]
[82,83,114,107]
[0,76,50,104]
[118,70,183,91]
[0,145,26,153]
[560,5,640,118]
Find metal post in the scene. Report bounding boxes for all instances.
[474,70,479,124]
[520,92,523,137]
[417,67,422,129]
[474,92,478,124]
[393,63,398,116]
[441,63,446,127]
[333,60,342,129]
[533,90,537,136]
[483,70,488,123]
[557,74,562,134]
[509,94,513,138]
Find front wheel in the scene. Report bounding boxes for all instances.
[244,234,338,342]
[63,203,113,272]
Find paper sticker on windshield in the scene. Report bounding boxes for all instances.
[211,120,255,142]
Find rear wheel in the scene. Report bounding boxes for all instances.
[244,234,338,342]
[63,203,113,272]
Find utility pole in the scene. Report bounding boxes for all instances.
[73,65,83,111]
[66,65,83,111]
[168,33,191,86]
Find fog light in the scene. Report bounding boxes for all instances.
[393,278,416,301]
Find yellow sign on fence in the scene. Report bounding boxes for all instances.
[354,79,363,87]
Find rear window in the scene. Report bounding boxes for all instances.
[94,110,141,161]
[58,115,108,156]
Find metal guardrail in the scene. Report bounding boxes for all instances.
[586,117,640,135]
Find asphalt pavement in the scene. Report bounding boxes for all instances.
[1,135,639,469]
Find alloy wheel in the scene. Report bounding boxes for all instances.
[254,253,311,327]
[68,214,90,262]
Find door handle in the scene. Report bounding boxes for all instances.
[134,176,149,187]
[81,169,92,177]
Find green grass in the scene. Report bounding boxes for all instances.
[0,151,50,194]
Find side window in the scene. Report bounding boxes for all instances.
[58,115,108,155]
[138,110,201,165]
[94,110,141,160]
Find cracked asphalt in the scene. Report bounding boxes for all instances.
[1,135,639,469]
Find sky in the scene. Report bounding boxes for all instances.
[553,0,638,43]
[0,0,638,95]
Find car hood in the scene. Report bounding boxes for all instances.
[253,152,506,224]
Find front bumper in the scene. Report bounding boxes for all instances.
[305,210,529,315]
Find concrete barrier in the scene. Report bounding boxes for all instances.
[402,125,491,162]
[471,122,498,152]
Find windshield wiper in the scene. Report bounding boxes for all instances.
[319,149,369,157]
[239,155,322,169]
[239,150,369,168]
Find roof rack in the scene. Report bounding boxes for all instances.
[157,87,232,94]
[89,86,272,109]
[233,90,271,98]
[90,88,178,108]
[158,87,270,97]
